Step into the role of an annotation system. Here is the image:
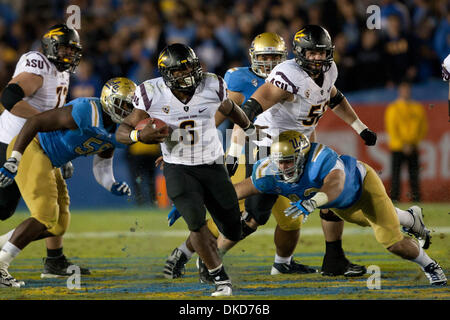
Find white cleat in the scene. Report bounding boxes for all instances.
[422,261,447,286]
[0,267,25,288]
[403,206,431,249]
[211,281,232,297]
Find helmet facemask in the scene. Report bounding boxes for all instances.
[100,77,137,124]
[163,62,203,92]
[294,48,334,76]
[271,150,306,183]
[249,33,287,78]
[41,25,82,73]
[104,94,134,124]
[250,53,286,78]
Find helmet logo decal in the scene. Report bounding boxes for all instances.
[158,52,167,67]
[294,29,306,41]
[162,106,170,114]
[44,27,64,39]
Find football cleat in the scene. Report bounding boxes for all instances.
[196,257,214,284]
[422,261,447,286]
[163,248,189,279]
[402,206,431,249]
[270,257,318,275]
[0,266,24,288]
[211,280,232,297]
[322,262,367,277]
[41,255,91,278]
[321,255,366,277]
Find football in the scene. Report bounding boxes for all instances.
[135,118,169,134]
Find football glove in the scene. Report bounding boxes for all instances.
[0,157,19,188]
[225,155,239,177]
[284,199,318,222]
[360,128,377,146]
[110,181,131,196]
[61,161,74,179]
[168,206,181,227]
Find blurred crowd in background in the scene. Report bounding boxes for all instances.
[0,0,449,100]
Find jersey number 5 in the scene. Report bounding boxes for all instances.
[302,101,328,126]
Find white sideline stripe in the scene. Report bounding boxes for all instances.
[62,227,450,239]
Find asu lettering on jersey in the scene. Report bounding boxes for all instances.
[38,97,124,167]
[251,143,366,210]
[133,73,228,165]
[0,51,70,144]
[254,59,338,145]
[224,67,265,104]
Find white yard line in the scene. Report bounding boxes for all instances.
[62,227,450,239]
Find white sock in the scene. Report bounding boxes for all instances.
[396,208,414,229]
[178,241,194,260]
[0,241,21,267]
[0,229,15,249]
[412,246,434,268]
[274,254,292,264]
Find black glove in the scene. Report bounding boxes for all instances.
[225,155,239,177]
[360,128,377,146]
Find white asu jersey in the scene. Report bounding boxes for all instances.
[0,51,70,144]
[254,58,338,146]
[442,53,450,81]
[133,73,227,165]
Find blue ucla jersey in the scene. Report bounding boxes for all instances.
[38,97,125,167]
[224,67,265,104]
[251,143,363,209]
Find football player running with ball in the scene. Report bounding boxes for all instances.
[0,77,135,287]
[234,131,446,286]
[0,24,91,278]
[115,44,257,297]
[165,31,369,280]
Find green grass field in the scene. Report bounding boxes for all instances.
[0,203,448,300]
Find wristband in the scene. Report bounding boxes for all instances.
[11,151,22,162]
[311,192,328,207]
[350,119,368,134]
[130,130,139,142]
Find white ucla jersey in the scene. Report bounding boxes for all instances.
[254,59,338,146]
[133,73,227,165]
[0,51,70,144]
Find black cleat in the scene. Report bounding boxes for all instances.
[322,257,366,277]
[271,258,318,275]
[41,255,91,278]
[163,248,189,279]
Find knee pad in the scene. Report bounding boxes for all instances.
[319,209,343,222]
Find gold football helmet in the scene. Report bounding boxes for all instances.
[100,77,137,124]
[249,32,287,78]
[270,131,311,182]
